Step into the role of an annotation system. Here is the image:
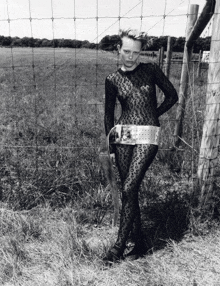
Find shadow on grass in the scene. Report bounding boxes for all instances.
[140,190,190,252]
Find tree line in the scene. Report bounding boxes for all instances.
[99,35,211,53]
[0,36,97,49]
[0,34,211,53]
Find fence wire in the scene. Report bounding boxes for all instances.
[0,0,218,210]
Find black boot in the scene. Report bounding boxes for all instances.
[125,239,149,260]
[102,245,124,266]
[125,209,149,260]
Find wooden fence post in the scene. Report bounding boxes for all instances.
[186,0,216,49]
[158,48,161,67]
[174,4,199,147]
[197,50,202,77]
[197,0,220,203]
[159,46,164,70]
[165,36,173,79]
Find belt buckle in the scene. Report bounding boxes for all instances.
[121,125,136,144]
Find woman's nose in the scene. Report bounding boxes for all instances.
[128,53,133,59]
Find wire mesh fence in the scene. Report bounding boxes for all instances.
[0,0,217,213]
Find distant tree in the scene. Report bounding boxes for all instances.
[147,36,159,50]
[57,38,64,48]
[0,35,5,45]
[72,40,82,48]
[63,39,74,48]
[21,37,30,47]
[41,39,52,47]
[192,37,211,53]
[34,38,43,47]
[158,36,168,50]
[58,38,74,48]
[110,35,120,50]
[51,39,59,48]
[99,35,119,51]
[99,35,111,50]
[173,37,185,52]
[194,37,204,53]
[202,36,211,51]
[88,43,97,49]
[143,37,153,51]
[2,36,12,46]
[11,37,22,47]
[29,37,35,48]
[81,40,90,48]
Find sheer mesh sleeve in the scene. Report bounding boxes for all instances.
[153,63,178,117]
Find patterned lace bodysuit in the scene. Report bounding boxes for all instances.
[104,62,178,254]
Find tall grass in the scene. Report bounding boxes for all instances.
[1,203,220,285]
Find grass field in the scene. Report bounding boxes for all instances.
[0,47,220,285]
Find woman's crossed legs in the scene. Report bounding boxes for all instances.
[103,143,158,263]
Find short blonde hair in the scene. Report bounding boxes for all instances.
[118,29,148,49]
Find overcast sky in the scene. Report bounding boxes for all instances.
[0,0,209,42]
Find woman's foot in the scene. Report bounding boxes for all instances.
[124,246,143,260]
[102,245,124,266]
[125,243,149,261]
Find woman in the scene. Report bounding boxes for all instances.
[103,29,178,264]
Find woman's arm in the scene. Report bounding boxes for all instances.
[153,63,178,117]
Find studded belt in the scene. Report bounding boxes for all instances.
[108,124,160,146]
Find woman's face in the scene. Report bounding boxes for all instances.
[118,36,142,71]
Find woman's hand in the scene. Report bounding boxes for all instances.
[110,153,116,164]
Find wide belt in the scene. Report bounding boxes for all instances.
[108,124,160,146]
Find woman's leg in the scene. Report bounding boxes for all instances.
[104,144,158,262]
[114,144,158,251]
[103,144,134,263]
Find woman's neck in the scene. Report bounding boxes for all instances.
[121,62,139,72]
